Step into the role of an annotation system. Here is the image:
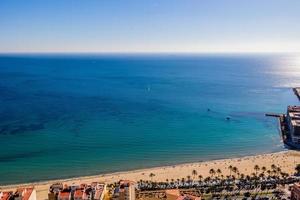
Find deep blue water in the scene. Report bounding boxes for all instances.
[0,54,299,184]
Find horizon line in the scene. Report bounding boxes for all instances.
[0,51,299,55]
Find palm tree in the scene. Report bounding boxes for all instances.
[192,169,197,180]
[259,173,265,180]
[261,166,266,173]
[229,165,233,176]
[295,164,300,175]
[216,169,222,177]
[237,172,240,179]
[245,175,251,182]
[277,167,281,173]
[181,177,185,184]
[271,164,277,171]
[187,175,191,183]
[149,173,155,181]
[240,173,245,180]
[254,165,260,175]
[276,167,282,178]
[204,176,211,183]
[198,175,203,182]
[232,166,238,176]
[209,168,216,177]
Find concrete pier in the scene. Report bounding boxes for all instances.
[265,113,283,117]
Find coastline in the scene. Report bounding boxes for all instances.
[1,150,300,199]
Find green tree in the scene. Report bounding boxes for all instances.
[254,165,260,175]
[198,175,203,182]
[232,166,238,176]
[181,177,185,184]
[228,165,233,176]
[192,169,197,180]
[209,169,216,177]
[295,164,300,175]
[187,175,191,182]
[216,169,222,177]
[271,164,277,171]
[149,173,155,181]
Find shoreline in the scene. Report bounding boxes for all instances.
[0,149,287,188]
[1,150,300,199]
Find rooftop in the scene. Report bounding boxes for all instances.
[49,182,106,200]
[288,105,300,113]
[15,188,34,200]
[59,191,70,199]
[74,189,83,198]
[0,192,12,200]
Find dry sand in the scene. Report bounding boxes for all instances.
[1,150,300,200]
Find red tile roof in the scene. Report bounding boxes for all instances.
[0,192,12,200]
[74,189,83,198]
[14,188,34,200]
[59,191,70,199]
[22,188,33,200]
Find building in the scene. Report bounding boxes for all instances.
[49,183,63,200]
[287,106,300,144]
[58,191,71,200]
[0,191,13,200]
[73,189,83,200]
[113,180,136,200]
[13,188,36,200]
[92,183,106,200]
[292,183,300,200]
[165,190,201,200]
[48,182,106,200]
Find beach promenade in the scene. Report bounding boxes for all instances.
[1,150,300,199]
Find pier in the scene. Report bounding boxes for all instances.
[265,113,283,117]
[266,88,300,150]
[293,87,300,101]
[265,113,288,143]
[266,113,295,148]
[266,105,300,150]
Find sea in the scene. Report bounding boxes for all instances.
[0,53,299,184]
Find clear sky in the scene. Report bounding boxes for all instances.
[0,0,300,53]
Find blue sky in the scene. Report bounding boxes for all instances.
[0,0,299,53]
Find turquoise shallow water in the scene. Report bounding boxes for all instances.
[0,54,299,184]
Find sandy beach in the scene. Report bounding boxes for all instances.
[1,150,300,199]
